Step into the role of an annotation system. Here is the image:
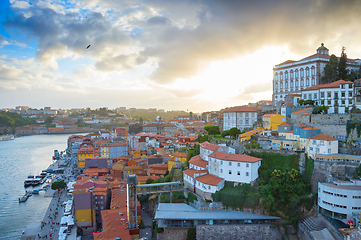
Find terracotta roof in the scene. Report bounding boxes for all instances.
[285,103,294,107]
[172,152,188,158]
[302,127,319,130]
[291,108,312,115]
[195,174,223,186]
[223,106,261,113]
[200,141,221,151]
[287,130,294,133]
[182,168,208,177]
[309,134,338,141]
[189,155,208,168]
[278,122,293,127]
[302,80,352,91]
[209,151,261,163]
[296,123,309,127]
[263,114,277,117]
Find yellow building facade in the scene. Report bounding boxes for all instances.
[262,113,286,130]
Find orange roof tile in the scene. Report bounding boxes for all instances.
[200,141,221,151]
[278,122,293,127]
[209,151,261,163]
[223,106,261,113]
[172,152,188,158]
[189,155,208,168]
[302,80,352,91]
[309,134,338,141]
[195,174,223,186]
[291,107,312,115]
[285,103,294,107]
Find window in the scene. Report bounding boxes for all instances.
[320,141,324,145]
[246,172,249,176]
[275,75,278,81]
[285,72,288,80]
[312,78,315,85]
[306,69,309,76]
[295,80,298,87]
[215,167,217,171]
[342,92,345,97]
[290,72,294,79]
[295,70,299,78]
[221,161,223,165]
[301,69,304,77]
[229,162,232,166]
[321,92,324,98]
[308,94,311,99]
[349,91,352,97]
[328,100,331,105]
[237,171,240,175]
[246,163,249,167]
[208,186,211,189]
[306,79,309,86]
[229,170,232,174]
[328,149,331,153]
[303,94,307,99]
[285,81,288,88]
[316,148,319,153]
[349,99,353,104]
[309,147,313,151]
[237,163,240,167]
[280,74,283,80]
[221,169,223,173]
[327,92,331,98]
[312,68,315,75]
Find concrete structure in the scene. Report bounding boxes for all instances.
[273,43,361,106]
[318,180,361,219]
[222,106,261,131]
[155,203,280,229]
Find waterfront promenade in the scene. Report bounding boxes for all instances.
[22,154,77,240]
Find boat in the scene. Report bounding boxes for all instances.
[24,175,35,187]
[40,170,47,177]
[32,176,42,186]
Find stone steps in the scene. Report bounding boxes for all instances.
[302,216,325,232]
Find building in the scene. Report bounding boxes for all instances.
[73,189,96,235]
[154,203,280,229]
[300,80,354,114]
[318,180,361,220]
[184,141,261,199]
[78,145,95,169]
[223,106,261,131]
[355,79,361,110]
[168,152,188,172]
[307,134,338,158]
[273,43,361,106]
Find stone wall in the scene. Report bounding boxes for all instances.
[156,228,188,240]
[196,224,282,240]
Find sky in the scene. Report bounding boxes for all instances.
[1,0,361,113]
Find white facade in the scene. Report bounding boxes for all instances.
[301,80,354,114]
[273,43,361,106]
[318,181,361,219]
[223,107,259,131]
[307,135,338,158]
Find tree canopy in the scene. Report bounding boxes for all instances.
[321,54,339,84]
[204,125,220,135]
[229,127,241,139]
[51,180,67,190]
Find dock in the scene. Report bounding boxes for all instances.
[19,191,32,203]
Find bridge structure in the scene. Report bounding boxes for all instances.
[136,181,184,203]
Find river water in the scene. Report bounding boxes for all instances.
[0,134,80,239]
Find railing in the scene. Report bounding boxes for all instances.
[299,222,315,240]
[318,210,346,240]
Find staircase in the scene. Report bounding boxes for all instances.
[302,216,326,232]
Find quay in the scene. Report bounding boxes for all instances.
[19,191,32,203]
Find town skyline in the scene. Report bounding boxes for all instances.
[1,0,361,112]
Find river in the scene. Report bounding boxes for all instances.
[0,134,83,239]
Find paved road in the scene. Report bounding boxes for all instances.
[139,208,153,240]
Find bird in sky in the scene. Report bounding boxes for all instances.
[86,45,91,49]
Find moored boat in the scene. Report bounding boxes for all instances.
[24,175,35,187]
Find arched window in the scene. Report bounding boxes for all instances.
[290,81,294,87]
[285,81,288,88]
[301,79,304,86]
[295,80,299,87]
[306,78,310,86]
[306,67,310,77]
[285,71,288,80]
[312,77,315,85]
[275,73,278,81]
[300,68,304,77]
[280,72,283,80]
[290,70,294,79]
[280,82,283,89]
[295,69,299,78]
[311,67,315,76]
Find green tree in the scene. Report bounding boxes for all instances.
[204,125,220,135]
[298,99,304,106]
[51,180,67,190]
[338,46,348,80]
[221,130,230,138]
[229,127,241,139]
[146,178,154,184]
[321,54,339,84]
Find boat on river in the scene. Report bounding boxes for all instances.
[24,175,35,187]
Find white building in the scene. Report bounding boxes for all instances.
[300,80,354,114]
[318,180,361,219]
[273,43,361,106]
[307,134,338,158]
[183,141,261,199]
[207,151,261,183]
[223,106,261,131]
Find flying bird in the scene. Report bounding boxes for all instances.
[86,45,91,49]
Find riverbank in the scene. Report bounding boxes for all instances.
[0,134,14,141]
[21,151,78,240]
